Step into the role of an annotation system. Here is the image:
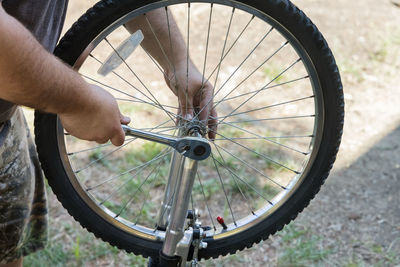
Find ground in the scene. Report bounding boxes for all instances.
[23,0,400,266]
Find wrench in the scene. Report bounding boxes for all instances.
[122,125,211,161]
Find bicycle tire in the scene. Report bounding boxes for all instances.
[34,0,344,260]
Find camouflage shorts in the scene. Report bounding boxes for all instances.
[0,108,48,264]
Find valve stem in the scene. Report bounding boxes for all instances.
[217,216,228,230]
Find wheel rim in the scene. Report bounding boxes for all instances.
[57,0,324,242]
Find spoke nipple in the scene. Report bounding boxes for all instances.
[217,216,228,230]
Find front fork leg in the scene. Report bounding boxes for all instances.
[156,150,184,230]
[163,156,197,256]
[159,152,198,265]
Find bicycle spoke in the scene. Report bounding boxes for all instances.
[104,38,177,123]
[213,142,286,189]
[87,149,172,192]
[74,139,136,174]
[211,148,274,205]
[197,171,217,231]
[144,14,175,78]
[193,13,255,99]
[224,114,316,125]
[213,95,315,121]
[213,130,300,173]
[89,54,161,106]
[211,26,274,102]
[213,144,255,214]
[217,58,301,125]
[214,121,310,155]
[219,75,309,104]
[134,162,164,224]
[196,35,289,124]
[67,121,176,156]
[185,3,191,116]
[82,74,156,108]
[190,193,194,216]
[114,158,165,218]
[211,41,290,113]
[165,6,177,86]
[210,153,237,226]
[212,8,235,100]
[142,49,175,86]
[145,10,190,105]
[73,119,175,173]
[187,7,237,119]
[201,3,213,87]
[82,74,179,120]
[213,135,313,141]
[68,137,137,156]
[116,98,179,110]
[196,27,284,121]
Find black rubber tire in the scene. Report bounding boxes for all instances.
[34,0,344,261]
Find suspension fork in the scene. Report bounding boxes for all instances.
[161,156,198,260]
[156,136,202,265]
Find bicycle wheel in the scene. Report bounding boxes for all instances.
[34,0,344,260]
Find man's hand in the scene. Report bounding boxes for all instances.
[58,85,130,146]
[164,61,217,140]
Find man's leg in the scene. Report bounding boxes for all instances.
[0,109,48,265]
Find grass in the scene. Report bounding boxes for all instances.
[263,64,286,83]
[88,149,115,170]
[277,223,332,267]
[24,219,147,267]
[343,243,400,267]
[23,243,71,267]
[204,254,247,267]
[193,176,221,199]
[218,126,245,139]
[123,142,166,166]
[251,140,293,171]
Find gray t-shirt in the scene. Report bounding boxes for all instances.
[0,0,68,122]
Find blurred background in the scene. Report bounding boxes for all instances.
[23,0,400,266]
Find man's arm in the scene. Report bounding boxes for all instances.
[0,4,129,145]
[125,9,217,139]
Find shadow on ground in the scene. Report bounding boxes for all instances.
[294,124,400,265]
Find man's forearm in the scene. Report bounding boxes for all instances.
[125,9,187,77]
[0,5,95,115]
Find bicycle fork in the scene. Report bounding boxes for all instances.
[123,125,209,266]
[158,151,198,265]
